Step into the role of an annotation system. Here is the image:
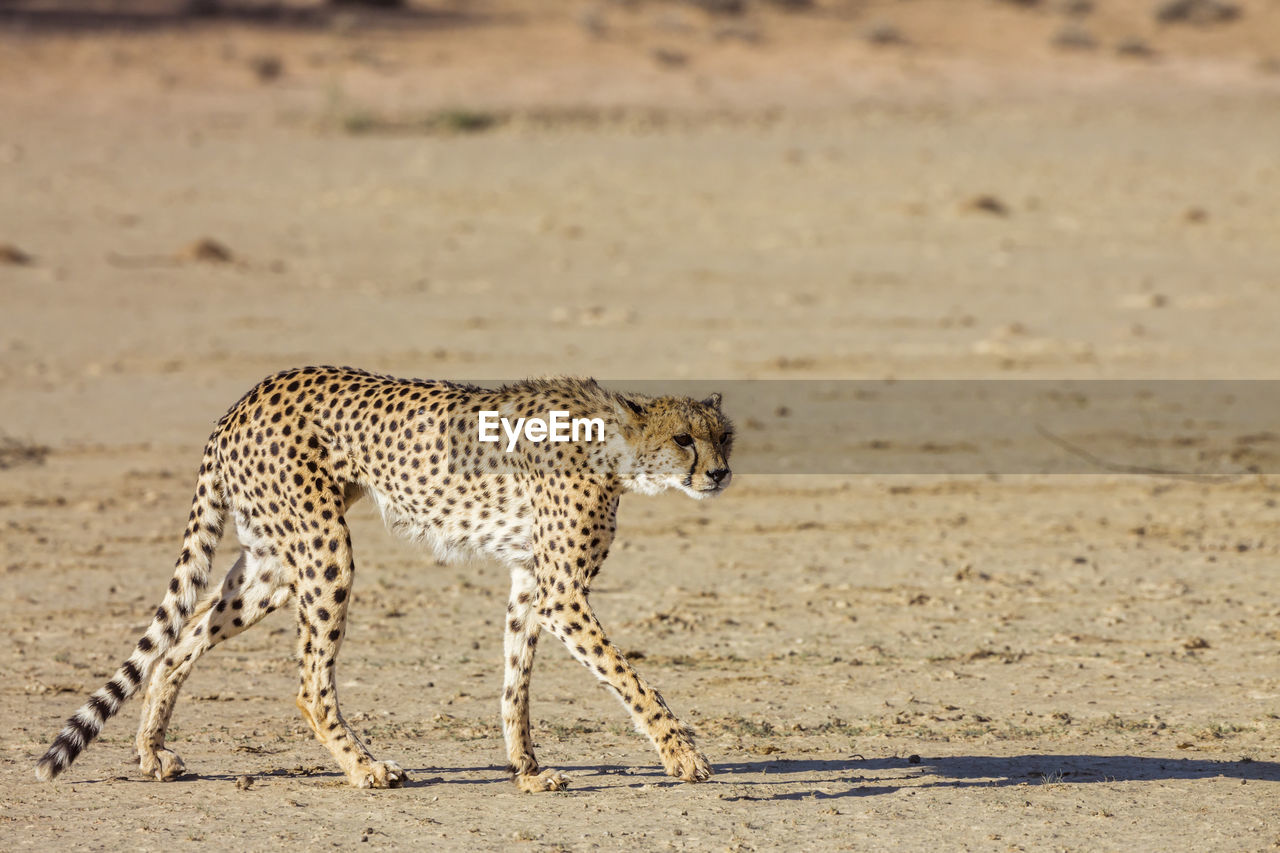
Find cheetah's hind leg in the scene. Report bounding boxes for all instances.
[136,550,292,780]
[291,509,408,790]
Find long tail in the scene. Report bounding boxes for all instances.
[35,441,227,781]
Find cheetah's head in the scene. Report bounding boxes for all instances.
[612,392,733,500]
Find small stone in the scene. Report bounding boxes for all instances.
[908,754,921,764]
[235,774,255,790]
[963,194,1011,216]
[178,238,234,263]
[0,243,33,265]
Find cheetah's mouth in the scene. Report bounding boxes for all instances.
[679,476,729,499]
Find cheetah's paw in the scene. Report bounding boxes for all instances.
[663,746,713,782]
[352,760,408,789]
[515,768,571,793]
[139,748,187,781]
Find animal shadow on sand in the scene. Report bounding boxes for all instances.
[66,754,1277,800]
[0,2,478,34]
[393,753,1280,799]
[704,754,1280,801]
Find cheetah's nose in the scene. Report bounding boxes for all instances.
[708,468,730,485]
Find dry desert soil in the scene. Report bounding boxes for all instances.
[2,1,1280,850]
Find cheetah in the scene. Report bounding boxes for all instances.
[35,366,733,792]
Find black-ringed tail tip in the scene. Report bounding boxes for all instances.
[36,679,135,781]
[35,753,61,782]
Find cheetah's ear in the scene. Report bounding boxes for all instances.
[702,393,722,410]
[614,395,647,440]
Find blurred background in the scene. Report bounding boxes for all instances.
[3,2,1279,439]
[3,1,1280,440]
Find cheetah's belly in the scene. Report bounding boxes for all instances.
[363,484,534,567]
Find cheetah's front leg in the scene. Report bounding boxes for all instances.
[540,588,712,783]
[501,568,569,792]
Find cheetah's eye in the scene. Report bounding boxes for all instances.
[673,434,694,447]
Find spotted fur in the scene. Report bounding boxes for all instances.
[35,366,732,791]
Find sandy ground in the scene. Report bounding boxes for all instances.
[3,2,1280,850]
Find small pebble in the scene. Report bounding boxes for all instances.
[0,243,33,265]
[963,195,1011,216]
[179,238,234,263]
